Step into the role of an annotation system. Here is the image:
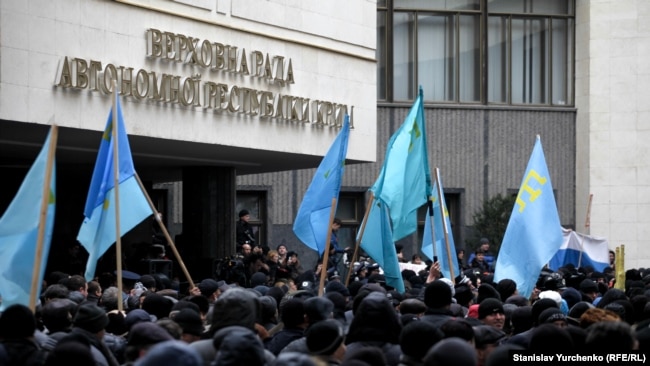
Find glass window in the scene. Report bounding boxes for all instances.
[418,14,457,102]
[488,0,572,15]
[487,16,509,103]
[459,15,481,102]
[380,0,574,106]
[511,18,549,104]
[393,12,416,101]
[395,0,480,11]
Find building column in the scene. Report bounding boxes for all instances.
[180,166,236,281]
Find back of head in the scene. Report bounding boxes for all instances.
[440,319,475,342]
[280,298,306,328]
[496,279,517,302]
[400,320,444,360]
[423,337,477,366]
[305,319,345,356]
[531,298,558,326]
[529,324,573,353]
[304,296,334,324]
[44,337,94,366]
[346,291,401,344]
[584,320,636,353]
[212,326,266,366]
[210,287,260,333]
[73,304,109,334]
[41,298,78,333]
[424,280,452,309]
[134,340,202,366]
[0,304,36,339]
[141,293,174,320]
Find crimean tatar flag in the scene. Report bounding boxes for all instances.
[77,97,153,281]
[0,128,56,310]
[494,136,563,298]
[358,198,405,293]
[371,88,431,241]
[293,116,350,254]
[421,178,459,281]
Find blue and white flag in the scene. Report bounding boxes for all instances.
[549,228,609,272]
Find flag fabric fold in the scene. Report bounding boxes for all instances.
[421,181,459,280]
[77,97,153,281]
[358,198,405,293]
[371,90,431,241]
[549,228,610,272]
[0,129,56,311]
[494,136,563,298]
[293,116,350,254]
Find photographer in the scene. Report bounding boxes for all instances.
[235,209,255,252]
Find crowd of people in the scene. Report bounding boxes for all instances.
[1,234,648,366]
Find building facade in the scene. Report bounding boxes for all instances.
[1,0,648,281]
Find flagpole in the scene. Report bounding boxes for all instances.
[318,198,338,296]
[577,193,593,268]
[134,173,195,290]
[434,168,455,283]
[29,125,58,312]
[112,81,124,312]
[344,192,375,286]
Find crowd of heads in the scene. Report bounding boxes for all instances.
[2,243,650,366]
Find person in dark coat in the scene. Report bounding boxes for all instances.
[0,304,48,366]
[344,292,402,366]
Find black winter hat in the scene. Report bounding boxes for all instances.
[73,304,109,333]
[238,209,250,218]
[306,319,345,356]
[478,298,504,319]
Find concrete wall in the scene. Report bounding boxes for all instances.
[575,0,650,269]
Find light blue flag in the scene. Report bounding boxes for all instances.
[494,136,563,298]
[0,129,56,311]
[371,88,432,241]
[358,198,405,293]
[421,182,459,280]
[78,97,153,281]
[293,116,350,254]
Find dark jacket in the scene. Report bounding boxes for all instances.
[0,338,47,366]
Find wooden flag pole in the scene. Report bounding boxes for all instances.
[134,173,195,290]
[29,125,59,312]
[344,192,375,286]
[614,245,625,290]
[112,81,124,312]
[434,168,455,283]
[318,198,338,296]
[577,194,593,268]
